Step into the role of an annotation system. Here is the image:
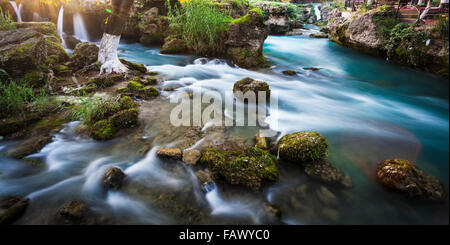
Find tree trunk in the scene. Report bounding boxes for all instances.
[420,0,433,19]
[98,0,134,74]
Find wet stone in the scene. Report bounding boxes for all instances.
[156,147,182,160]
[182,149,201,165]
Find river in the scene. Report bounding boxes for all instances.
[0,30,448,225]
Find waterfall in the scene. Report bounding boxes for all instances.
[9,1,22,22]
[57,6,67,48]
[73,13,90,42]
[314,4,321,21]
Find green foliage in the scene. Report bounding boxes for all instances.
[0,80,34,118]
[168,0,232,55]
[330,0,345,11]
[71,96,121,126]
[0,7,15,31]
[433,16,449,38]
[373,11,399,38]
[377,4,391,12]
[384,23,429,66]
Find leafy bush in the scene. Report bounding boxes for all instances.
[433,16,449,38]
[330,0,345,11]
[168,0,232,55]
[0,80,34,118]
[384,23,429,66]
[0,7,15,31]
[373,11,399,38]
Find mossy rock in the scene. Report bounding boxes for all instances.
[143,76,158,85]
[160,37,189,54]
[90,120,116,141]
[109,108,139,129]
[127,80,144,91]
[376,158,446,201]
[277,131,328,164]
[119,59,147,74]
[233,77,270,102]
[0,114,41,136]
[119,96,136,110]
[116,86,129,94]
[22,71,48,87]
[199,147,279,190]
[282,70,297,76]
[87,74,124,89]
[139,86,159,99]
[69,42,99,71]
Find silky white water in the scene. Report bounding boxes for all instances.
[73,13,90,42]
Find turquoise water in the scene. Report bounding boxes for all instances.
[0,32,448,224]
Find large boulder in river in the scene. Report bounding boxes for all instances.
[277,131,328,164]
[376,158,446,201]
[199,147,279,191]
[226,9,269,68]
[0,22,69,78]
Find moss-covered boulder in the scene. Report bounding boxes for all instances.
[277,131,328,164]
[127,80,144,91]
[139,86,159,99]
[69,42,99,71]
[119,59,147,73]
[119,96,136,110]
[90,120,116,141]
[109,108,139,129]
[226,9,269,68]
[199,147,279,190]
[309,33,329,38]
[233,77,270,102]
[376,158,446,201]
[0,22,69,78]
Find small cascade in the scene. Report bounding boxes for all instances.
[57,6,67,48]
[314,4,321,21]
[9,1,22,22]
[73,13,90,42]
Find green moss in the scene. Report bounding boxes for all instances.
[139,86,159,98]
[90,120,116,141]
[127,80,144,91]
[119,96,136,110]
[199,146,279,190]
[116,86,129,94]
[119,59,147,73]
[87,74,124,89]
[109,108,139,129]
[277,131,328,164]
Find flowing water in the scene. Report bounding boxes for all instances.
[9,1,22,22]
[57,6,66,49]
[73,13,90,42]
[0,30,448,224]
[313,3,321,21]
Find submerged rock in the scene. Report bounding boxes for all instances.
[156,147,182,160]
[282,70,297,76]
[233,77,270,102]
[304,160,353,189]
[277,131,328,164]
[58,200,89,221]
[199,147,279,191]
[376,158,446,201]
[8,134,53,159]
[0,195,29,225]
[182,149,201,165]
[102,167,126,190]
